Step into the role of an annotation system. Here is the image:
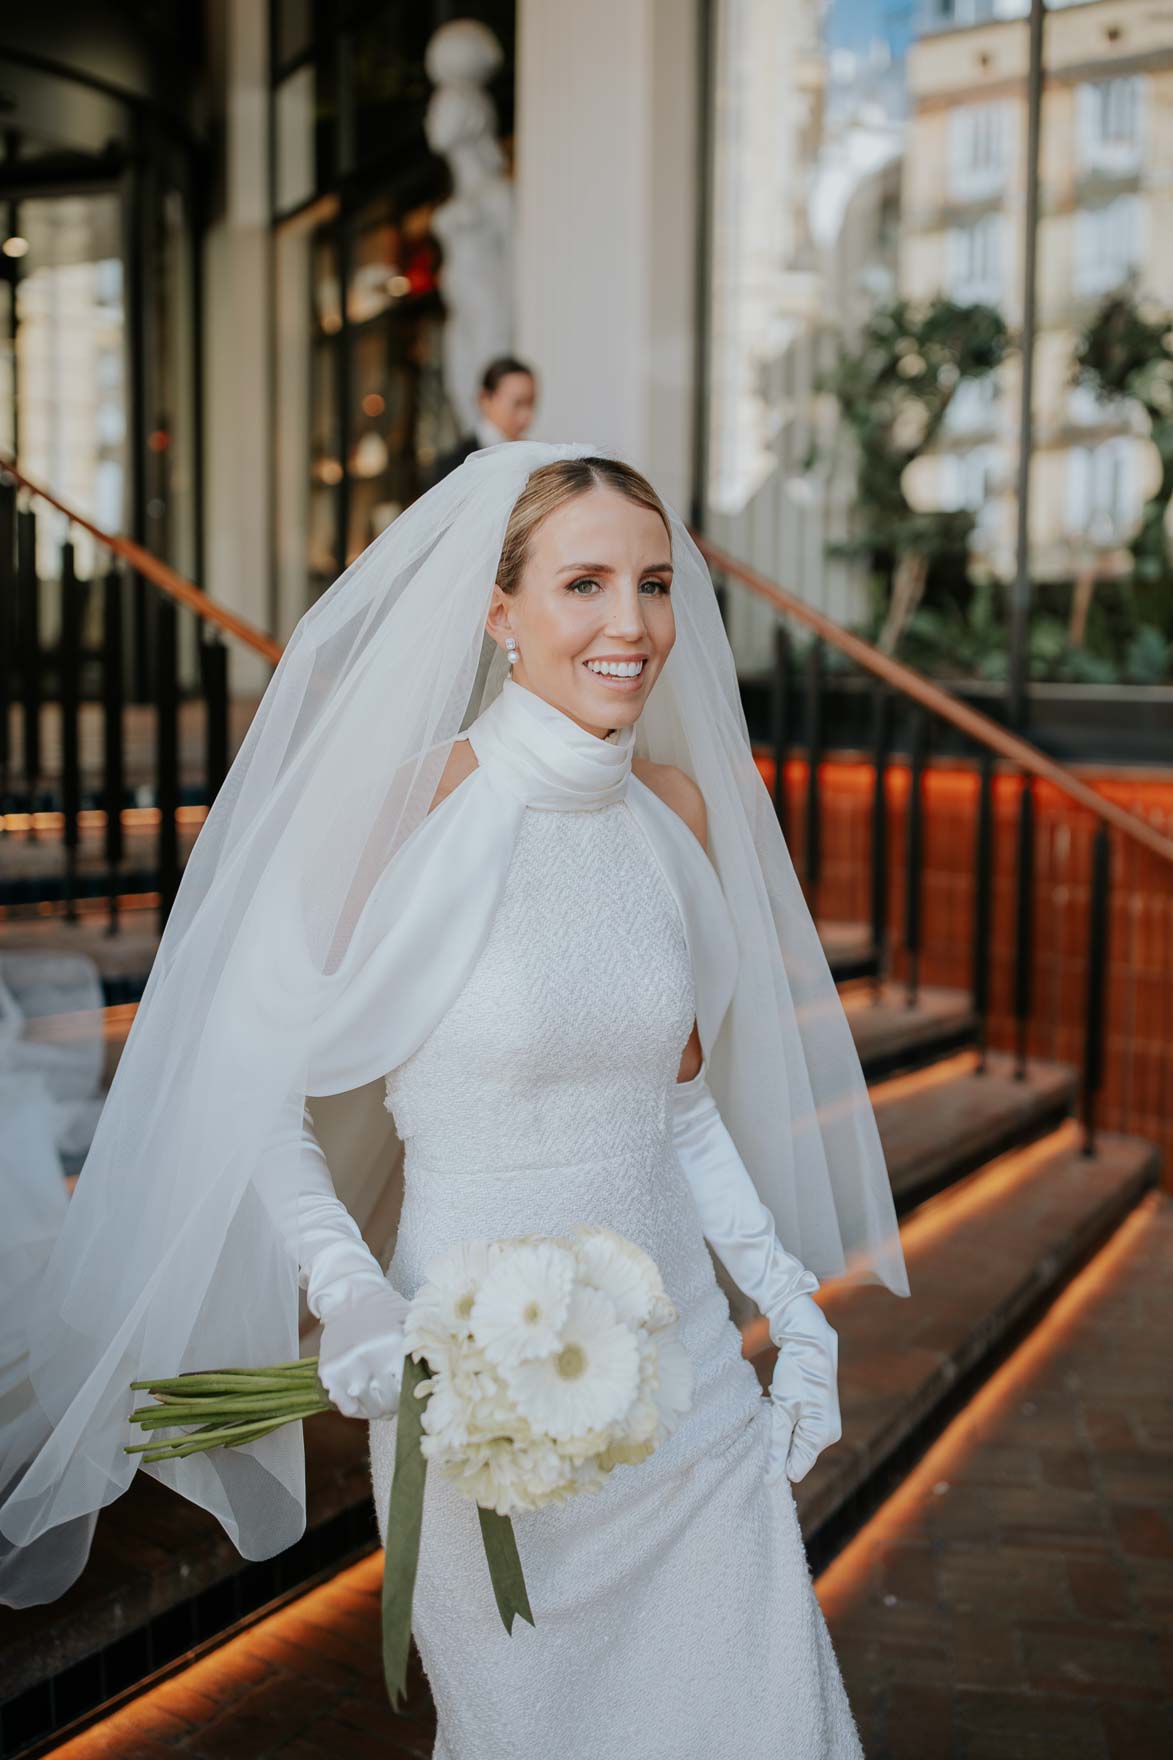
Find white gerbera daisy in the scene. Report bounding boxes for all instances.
[470,1240,576,1367]
[406,1238,496,1356]
[419,1375,473,1450]
[573,1224,665,1327]
[502,1285,640,1440]
[649,1326,693,1431]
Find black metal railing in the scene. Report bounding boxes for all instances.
[706,543,1173,1163]
[0,472,235,935]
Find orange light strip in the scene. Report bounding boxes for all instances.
[1,805,208,834]
[0,891,160,923]
[45,1550,388,1756]
[865,1047,979,1106]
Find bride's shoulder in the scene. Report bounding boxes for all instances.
[631,757,707,850]
[427,737,480,814]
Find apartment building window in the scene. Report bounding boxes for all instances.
[1067,383,1129,430]
[1074,195,1141,298]
[1065,438,1141,545]
[923,1,1028,26]
[947,212,1005,305]
[938,444,1002,546]
[949,103,1009,201]
[944,372,1000,435]
[1076,77,1143,176]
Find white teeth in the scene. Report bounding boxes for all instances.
[586,660,645,677]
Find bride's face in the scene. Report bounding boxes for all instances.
[487,487,675,739]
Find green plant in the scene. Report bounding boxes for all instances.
[821,297,1010,652]
[858,578,1167,685]
[1073,291,1173,605]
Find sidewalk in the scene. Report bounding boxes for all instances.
[43,1193,1172,1760]
[823,1188,1173,1760]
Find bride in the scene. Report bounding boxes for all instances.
[0,442,907,1758]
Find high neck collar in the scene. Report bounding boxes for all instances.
[466,678,635,811]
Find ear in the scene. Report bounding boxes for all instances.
[484,587,513,649]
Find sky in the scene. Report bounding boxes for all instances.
[824,0,918,59]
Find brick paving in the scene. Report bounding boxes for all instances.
[821,1189,1173,1760]
[41,1197,1172,1760]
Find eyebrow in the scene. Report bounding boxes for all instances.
[555,561,674,574]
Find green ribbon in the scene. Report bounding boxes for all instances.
[380,1352,535,1713]
[477,1503,535,1635]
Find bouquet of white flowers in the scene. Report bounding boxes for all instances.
[127,1222,691,1710]
[382,1223,692,1700]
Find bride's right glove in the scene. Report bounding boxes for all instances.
[672,1062,843,1484]
[283,1103,411,1421]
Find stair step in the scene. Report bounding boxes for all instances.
[0,1410,373,1728]
[841,981,976,1080]
[819,920,878,982]
[790,1125,1160,1554]
[870,1048,1077,1210]
[0,914,159,1008]
[0,816,202,911]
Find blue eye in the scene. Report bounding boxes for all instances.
[640,578,670,595]
[567,578,601,595]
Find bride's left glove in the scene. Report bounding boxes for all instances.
[283,1104,412,1421]
[672,1063,842,1485]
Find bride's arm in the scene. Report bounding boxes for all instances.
[652,763,843,1485]
[278,1103,411,1420]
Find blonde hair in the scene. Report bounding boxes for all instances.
[496,457,671,595]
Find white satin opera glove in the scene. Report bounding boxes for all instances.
[671,1061,843,1484]
[279,1103,411,1421]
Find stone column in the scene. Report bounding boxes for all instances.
[513,0,700,511]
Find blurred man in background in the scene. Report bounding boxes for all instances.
[429,354,537,486]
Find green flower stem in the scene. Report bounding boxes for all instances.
[131,1373,316,1395]
[225,1358,312,1373]
[129,1390,324,1425]
[126,1400,324,1446]
[134,1416,296,1463]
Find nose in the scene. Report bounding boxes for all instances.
[606,579,651,643]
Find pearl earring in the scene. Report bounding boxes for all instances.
[505,636,519,667]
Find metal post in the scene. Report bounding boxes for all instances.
[1008,0,1047,737]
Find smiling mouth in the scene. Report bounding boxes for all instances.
[583,658,647,682]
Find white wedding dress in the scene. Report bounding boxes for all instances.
[368,696,865,1759]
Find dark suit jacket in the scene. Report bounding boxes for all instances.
[426,434,479,491]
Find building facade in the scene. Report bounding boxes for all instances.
[902,0,1173,584]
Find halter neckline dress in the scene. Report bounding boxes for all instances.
[368,678,865,1759]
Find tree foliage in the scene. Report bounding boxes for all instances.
[1072,290,1173,600]
[822,296,1010,563]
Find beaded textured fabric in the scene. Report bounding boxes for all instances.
[370,788,864,1758]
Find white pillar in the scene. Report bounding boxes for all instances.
[514,0,700,512]
[202,0,272,693]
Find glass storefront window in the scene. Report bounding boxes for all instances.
[269,0,513,621]
[348,4,433,171]
[0,280,13,456]
[274,0,314,69]
[274,186,453,625]
[14,193,126,583]
[275,64,317,214]
[340,195,443,564]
